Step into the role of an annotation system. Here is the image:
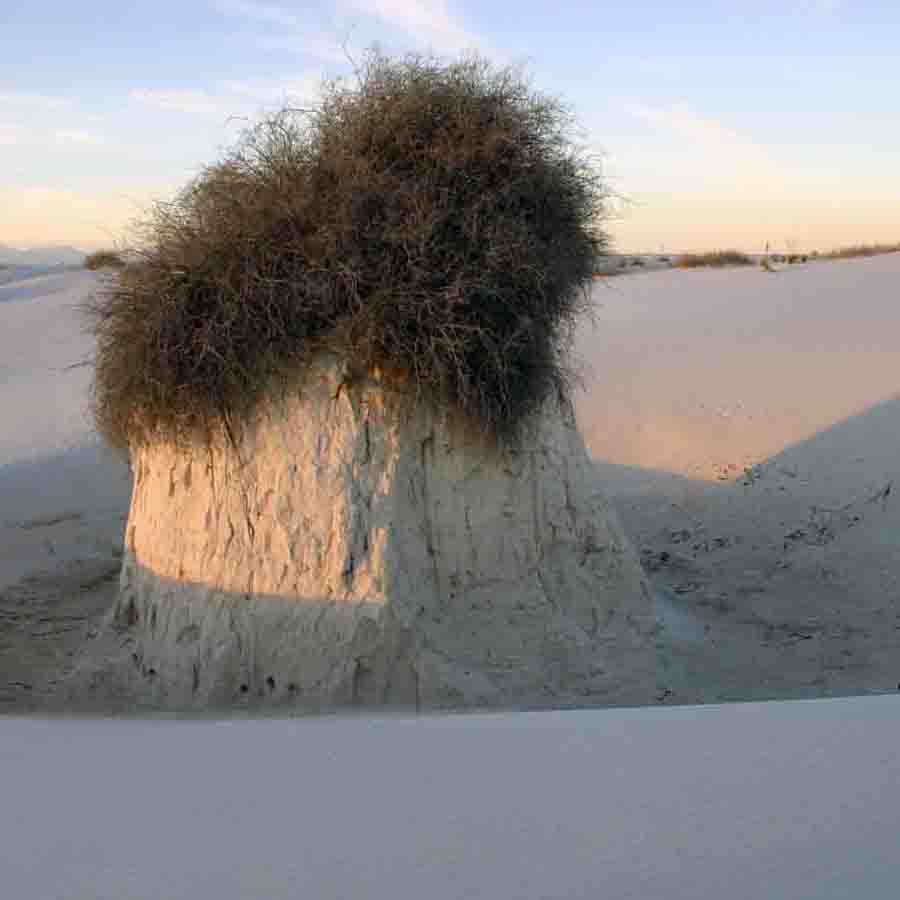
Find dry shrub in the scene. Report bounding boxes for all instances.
[676,250,753,269]
[822,243,900,260]
[84,250,126,270]
[87,51,606,450]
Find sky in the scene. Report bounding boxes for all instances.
[2,0,898,253]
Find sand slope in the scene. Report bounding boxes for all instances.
[578,255,900,701]
[0,268,130,707]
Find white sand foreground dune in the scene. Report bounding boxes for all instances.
[4,696,900,900]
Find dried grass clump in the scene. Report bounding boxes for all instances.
[822,243,900,260]
[676,250,753,269]
[84,250,126,270]
[87,51,605,450]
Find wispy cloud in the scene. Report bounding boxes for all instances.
[222,73,323,106]
[629,104,748,146]
[130,88,237,117]
[213,0,302,28]
[0,91,69,110]
[626,103,774,174]
[796,0,843,11]
[632,58,683,81]
[129,76,325,127]
[53,129,106,147]
[0,123,30,145]
[214,0,350,63]
[1,123,107,149]
[349,0,478,53]
[243,32,352,63]
[216,0,483,59]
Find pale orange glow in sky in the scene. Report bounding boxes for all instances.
[3,2,898,254]
[6,179,897,256]
[609,188,900,255]
[0,183,181,251]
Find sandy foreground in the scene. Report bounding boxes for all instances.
[4,697,900,900]
[2,256,900,710]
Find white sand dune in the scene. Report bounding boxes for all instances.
[578,255,900,479]
[576,254,900,701]
[0,269,130,592]
[1,269,129,706]
[4,696,900,899]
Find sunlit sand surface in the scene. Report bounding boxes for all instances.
[577,255,900,481]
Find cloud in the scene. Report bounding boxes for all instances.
[632,59,683,81]
[0,123,107,149]
[795,0,843,10]
[0,91,69,110]
[213,0,302,28]
[0,122,30,145]
[222,73,323,106]
[244,32,352,63]
[53,129,106,147]
[349,0,478,53]
[214,1,353,63]
[130,88,237,117]
[216,0,483,58]
[626,103,775,177]
[629,104,751,148]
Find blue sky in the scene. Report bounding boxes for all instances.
[2,0,898,251]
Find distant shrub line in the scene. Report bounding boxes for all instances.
[84,250,126,271]
[87,52,605,450]
[821,243,900,260]
[676,250,753,269]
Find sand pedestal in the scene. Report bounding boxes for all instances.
[114,354,659,709]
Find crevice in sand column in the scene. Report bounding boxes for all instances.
[221,408,256,546]
[530,447,544,562]
[419,428,442,602]
[463,504,479,573]
[562,459,578,533]
[342,551,356,590]
[536,566,559,612]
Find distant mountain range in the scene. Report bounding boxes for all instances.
[0,244,87,267]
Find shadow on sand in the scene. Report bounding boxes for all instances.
[3,396,899,714]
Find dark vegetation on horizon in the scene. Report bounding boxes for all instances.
[822,242,900,260]
[677,250,753,269]
[84,250,126,271]
[87,52,605,450]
